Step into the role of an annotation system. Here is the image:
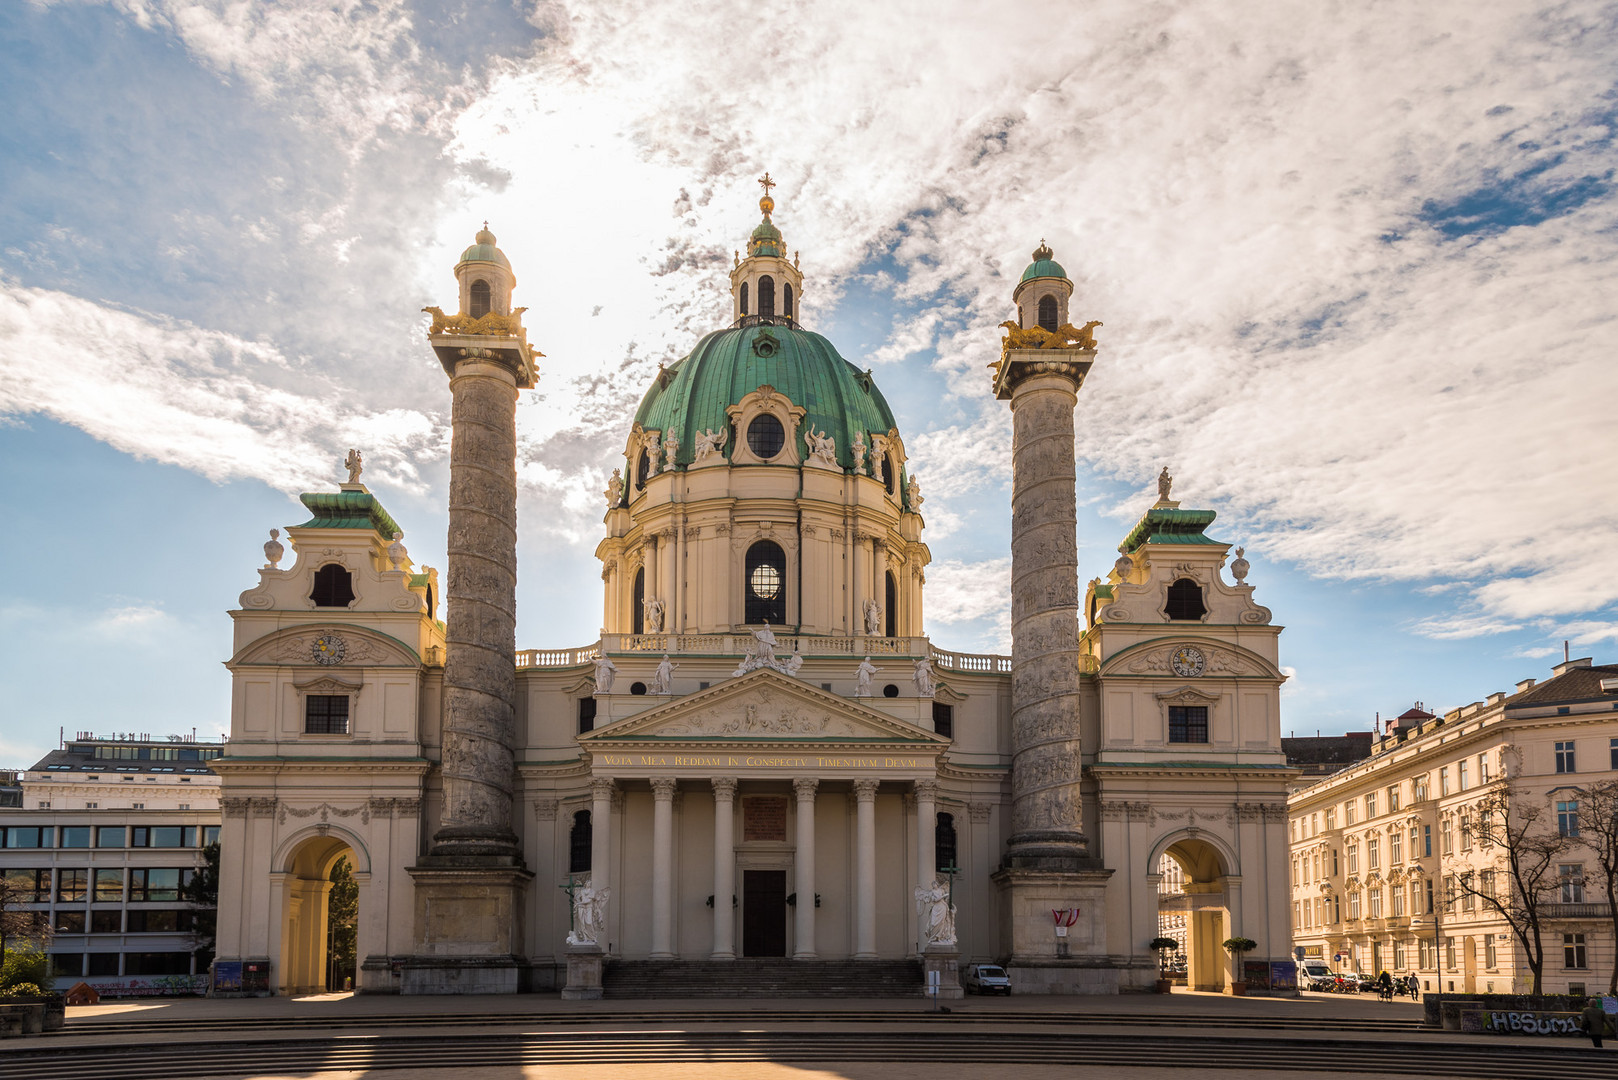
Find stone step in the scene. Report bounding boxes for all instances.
[602,959,924,998]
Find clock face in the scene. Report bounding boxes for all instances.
[1170,645,1205,678]
[311,634,346,666]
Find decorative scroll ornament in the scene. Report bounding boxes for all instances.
[998,319,1102,352]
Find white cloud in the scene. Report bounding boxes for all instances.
[1409,613,1525,641]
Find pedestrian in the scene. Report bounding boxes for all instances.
[1581,997,1607,1049]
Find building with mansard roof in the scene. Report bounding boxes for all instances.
[210,184,1294,997]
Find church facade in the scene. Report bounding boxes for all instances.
[212,187,1295,996]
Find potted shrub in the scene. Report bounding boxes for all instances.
[1148,936,1179,993]
[1222,937,1257,996]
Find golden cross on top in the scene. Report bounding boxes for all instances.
[758,172,776,197]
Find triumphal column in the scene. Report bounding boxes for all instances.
[404,226,540,993]
[989,243,1116,992]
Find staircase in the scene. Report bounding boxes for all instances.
[602,958,924,998]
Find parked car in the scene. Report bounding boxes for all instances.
[962,964,1012,995]
[1354,973,1377,993]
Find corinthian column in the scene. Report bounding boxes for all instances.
[435,354,522,858]
[996,349,1095,867]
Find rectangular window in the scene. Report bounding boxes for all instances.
[1446,936,1456,970]
[1460,813,1472,851]
[129,868,188,903]
[1391,831,1403,864]
[1610,737,1618,771]
[1440,767,1450,796]
[1369,887,1383,918]
[57,868,87,903]
[86,953,120,977]
[1325,809,1336,829]
[93,868,124,903]
[203,826,220,846]
[1423,824,1432,857]
[1365,793,1377,818]
[1442,822,1454,855]
[1425,879,1435,914]
[1555,741,1576,774]
[1345,802,1356,826]
[1443,875,1456,912]
[1387,786,1401,813]
[1394,942,1406,970]
[1167,705,1208,743]
[90,909,122,933]
[55,910,85,933]
[1292,858,1300,887]
[1485,936,1496,969]
[1458,761,1468,791]
[1368,837,1381,870]
[1459,873,1475,911]
[1560,864,1585,903]
[1349,890,1361,919]
[2,867,50,903]
[1565,933,1588,969]
[127,909,190,933]
[1332,848,1340,876]
[132,826,196,849]
[1413,776,1429,801]
[1391,886,1405,916]
[125,952,192,976]
[1478,753,1490,785]
[1411,880,1423,915]
[932,702,954,739]
[95,826,127,848]
[305,694,350,735]
[1558,801,1580,837]
[1347,844,1359,874]
[577,696,596,735]
[60,826,91,849]
[1,826,52,849]
[50,953,84,977]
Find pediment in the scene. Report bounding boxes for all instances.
[582,668,946,746]
[231,625,420,668]
[1100,637,1283,680]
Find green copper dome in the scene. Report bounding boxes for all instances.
[632,325,899,473]
[459,226,511,271]
[1019,240,1067,282]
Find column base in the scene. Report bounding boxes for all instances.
[400,955,525,995]
[922,945,964,999]
[560,944,605,1000]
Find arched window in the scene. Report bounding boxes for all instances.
[632,566,646,635]
[884,460,896,494]
[740,281,749,316]
[569,810,592,874]
[637,450,651,488]
[783,283,794,318]
[1164,578,1208,621]
[310,564,355,608]
[758,275,776,318]
[885,571,898,638]
[746,413,786,458]
[470,279,492,318]
[745,540,787,624]
[1037,294,1058,331]
[935,812,958,873]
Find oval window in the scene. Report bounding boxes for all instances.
[747,413,786,458]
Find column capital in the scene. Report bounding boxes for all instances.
[650,776,678,800]
[711,776,739,801]
[913,778,940,802]
[852,778,881,802]
[591,777,617,801]
[992,350,1094,401]
[792,776,819,801]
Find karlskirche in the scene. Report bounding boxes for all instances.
[213,183,1294,996]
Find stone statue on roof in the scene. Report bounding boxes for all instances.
[345,449,363,484]
[1157,466,1173,501]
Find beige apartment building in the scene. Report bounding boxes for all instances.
[1287,658,1618,995]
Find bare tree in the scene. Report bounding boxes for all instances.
[0,870,52,962]
[1572,778,1618,994]
[1455,783,1576,996]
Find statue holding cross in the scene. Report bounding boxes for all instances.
[564,875,611,946]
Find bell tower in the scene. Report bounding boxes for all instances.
[1012,241,1073,332]
[729,172,804,327]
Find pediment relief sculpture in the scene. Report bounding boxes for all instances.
[1105,640,1281,680]
[236,627,417,668]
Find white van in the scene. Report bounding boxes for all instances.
[1298,960,1338,989]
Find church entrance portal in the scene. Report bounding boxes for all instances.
[1159,837,1234,993]
[742,870,787,957]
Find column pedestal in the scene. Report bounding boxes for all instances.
[990,866,1117,995]
[401,861,534,994]
[561,943,605,1000]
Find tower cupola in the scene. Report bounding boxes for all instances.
[729,172,804,327]
[455,223,516,319]
[1012,239,1073,331]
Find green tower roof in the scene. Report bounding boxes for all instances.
[632,325,899,474]
[1120,507,1222,554]
[458,226,511,271]
[1019,240,1068,283]
[296,490,402,537]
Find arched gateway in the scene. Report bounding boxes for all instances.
[212,188,1294,997]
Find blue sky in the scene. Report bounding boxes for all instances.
[3,0,1617,767]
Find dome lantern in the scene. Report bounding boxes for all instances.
[1012,238,1073,331]
[730,171,804,328]
[455,221,515,319]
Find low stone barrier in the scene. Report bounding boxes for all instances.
[1465,1009,1589,1036]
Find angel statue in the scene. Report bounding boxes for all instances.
[914,879,957,947]
[567,878,612,946]
[805,425,837,467]
[344,449,363,484]
[693,427,728,462]
[605,468,624,508]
